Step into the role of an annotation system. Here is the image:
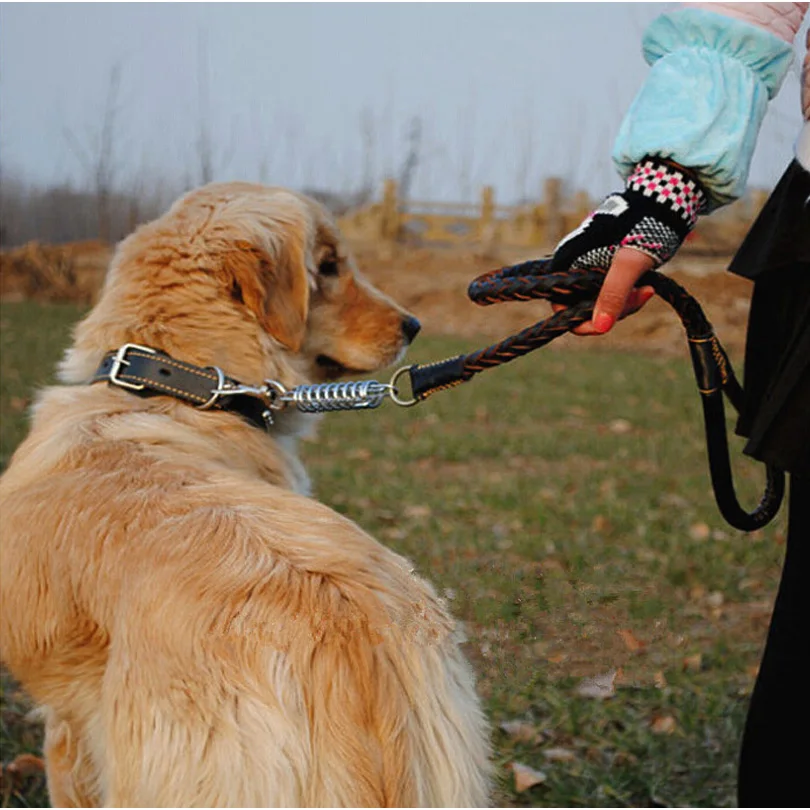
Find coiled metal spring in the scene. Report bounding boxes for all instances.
[280,380,393,413]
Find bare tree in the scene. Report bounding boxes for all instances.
[63,62,123,241]
[252,105,274,185]
[196,31,213,185]
[397,116,422,204]
[454,101,476,202]
[513,98,535,205]
[192,30,235,187]
[357,106,376,205]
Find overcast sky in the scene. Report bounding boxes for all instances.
[1,2,807,205]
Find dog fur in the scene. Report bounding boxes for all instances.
[0,183,491,807]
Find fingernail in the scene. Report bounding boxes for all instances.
[593,313,615,334]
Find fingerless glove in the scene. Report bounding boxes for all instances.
[551,157,708,273]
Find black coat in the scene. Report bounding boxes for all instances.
[729,160,810,476]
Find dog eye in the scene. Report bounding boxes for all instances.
[318,258,339,277]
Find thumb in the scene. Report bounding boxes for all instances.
[592,248,657,334]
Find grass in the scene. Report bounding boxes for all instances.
[0,301,785,807]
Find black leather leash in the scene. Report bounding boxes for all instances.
[90,261,785,532]
[400,258,785,532]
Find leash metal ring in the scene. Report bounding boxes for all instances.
[263,379,289,410]
[388,365,418,407]
[197,366,226,410]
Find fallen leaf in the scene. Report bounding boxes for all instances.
[617,628,645,653]
[689,522,710,541]
[543,747,576,762]
[531,641,548,657]
[547,652,568,664]
[575,670,617,700]
[654,671,668,689]
[1,753,46,802]
[660,492,688,508]
[9,397,30,412]
[738,578,762,592]
[683,653,703,672]
[613,751,639,766]
[347,447,372,461]
[4,754,45,778]
[706,591,724,609]
[591,514,609,533]
[403,504,432,519]
[650,715,678,734]
[540,557,565,573]
[510,761,547,792]
[609,418,632,435]
[500,720,541,744]
[585,746,604,763]
[599,479,616,497]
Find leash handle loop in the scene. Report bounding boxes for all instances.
[403,258,785,531]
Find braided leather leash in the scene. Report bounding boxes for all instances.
[400,258,784,532]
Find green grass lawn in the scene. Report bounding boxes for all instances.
[0,301,784,807]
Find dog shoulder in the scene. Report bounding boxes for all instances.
[152,482,457,644]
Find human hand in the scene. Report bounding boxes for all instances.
[547,158,706,335]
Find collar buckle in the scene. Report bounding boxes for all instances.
[108,343,157,391]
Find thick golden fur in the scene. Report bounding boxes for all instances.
[0,183,491,807]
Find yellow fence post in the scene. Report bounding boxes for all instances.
[381,179,400,243]
[479,185,497,255]
[544,177,563,247]
[480,186,494,227]
[573,190,591,224]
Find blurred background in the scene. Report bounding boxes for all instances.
[1,2,807,246]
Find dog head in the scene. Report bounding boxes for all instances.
[62,182,420,391]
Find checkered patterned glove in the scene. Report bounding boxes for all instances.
[550,157,707,274]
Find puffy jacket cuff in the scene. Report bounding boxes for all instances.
[612,8,795,212]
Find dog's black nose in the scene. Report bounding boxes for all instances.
[401,316,421,343]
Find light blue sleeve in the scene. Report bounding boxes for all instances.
[612,8,795,211]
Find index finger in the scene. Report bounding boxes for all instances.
[584,248,657,334]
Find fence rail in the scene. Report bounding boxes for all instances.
[337,178,769,255]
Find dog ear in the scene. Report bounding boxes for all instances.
[227,236,310,352]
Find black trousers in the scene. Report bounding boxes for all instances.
[738,475,810,807]
[731,161,810,805]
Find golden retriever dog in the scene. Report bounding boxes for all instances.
[0,182,491,807]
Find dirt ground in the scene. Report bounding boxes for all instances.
[1,239,753,357]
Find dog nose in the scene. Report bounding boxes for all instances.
[401,316,421,343]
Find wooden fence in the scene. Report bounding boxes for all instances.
[338,178,770,255]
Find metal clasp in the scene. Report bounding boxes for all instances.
[108,343,157,391]
[207,378,287,410]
